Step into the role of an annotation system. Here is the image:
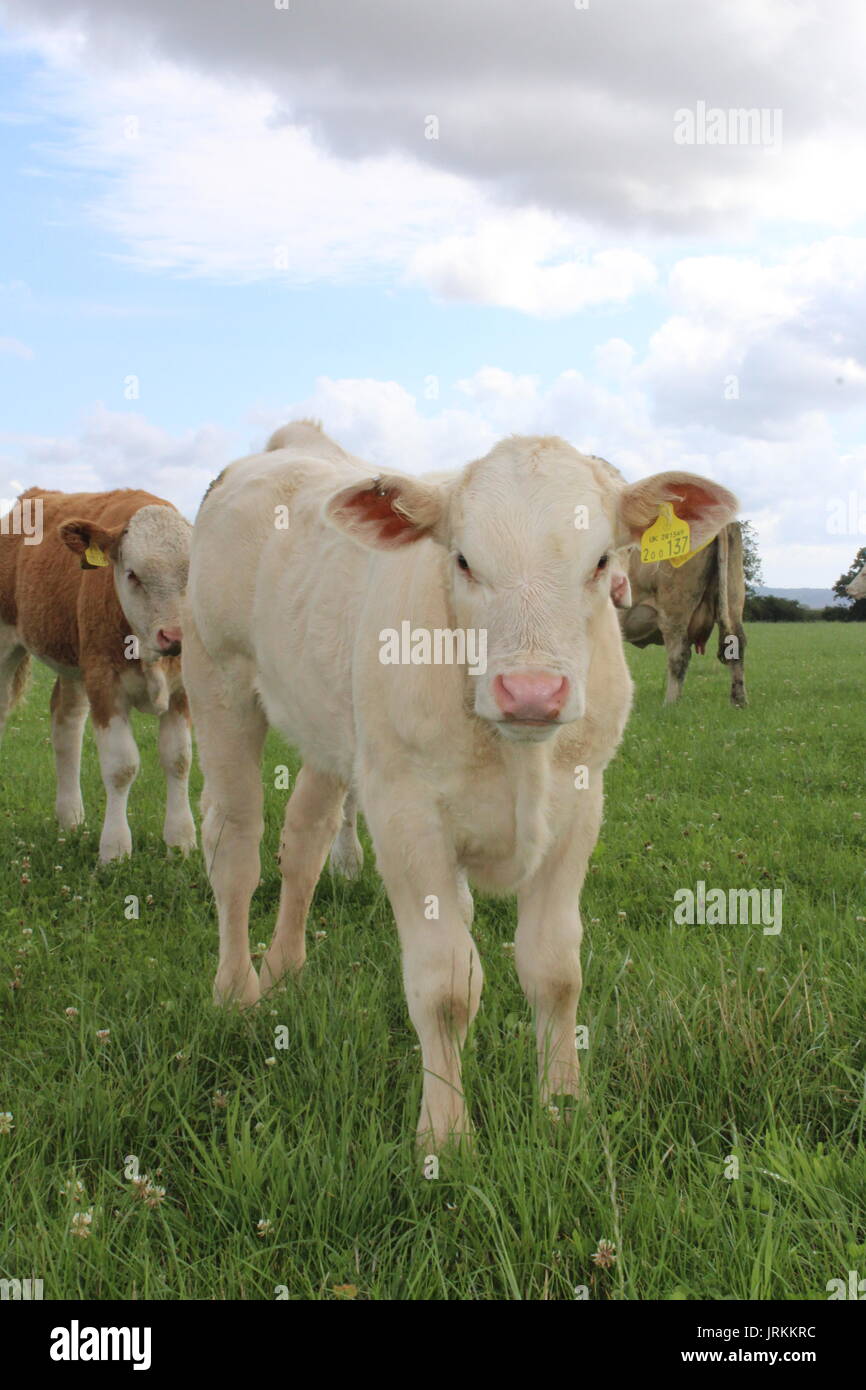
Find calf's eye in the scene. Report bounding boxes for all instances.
[456,553,470,573]
[126,570,142,587]
[597,554,609,570]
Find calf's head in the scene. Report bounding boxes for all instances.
[326,436,737,742]
[59,503,192,660]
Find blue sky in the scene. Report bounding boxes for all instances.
[2,0,866,587]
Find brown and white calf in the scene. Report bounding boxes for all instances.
[0,488,195,862]
[184,422,737,1147]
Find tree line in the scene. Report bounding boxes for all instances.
[740,524,865,622]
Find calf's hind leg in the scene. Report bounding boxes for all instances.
[0,629,29,741]
[51,677,88,829]
[184,627,267,1008]
[328,789,364,879]
[718,622,747,708]
[661,627,691,704]
[158,691,196,853]
[259,766,347,993]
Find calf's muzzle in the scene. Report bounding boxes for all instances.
[156,627,183,656]
[493,671,569,723]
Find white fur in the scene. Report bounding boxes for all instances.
[93,714,139,863]
[328,792,364,879]
[113,505,191,661]
[51,678,88,829]
[185,423,738,1147]
[158,703,196,852]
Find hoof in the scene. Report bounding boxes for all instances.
[213,967,260,1009]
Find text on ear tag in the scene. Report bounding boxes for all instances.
[669,534,713,568]
[640,502,690,564]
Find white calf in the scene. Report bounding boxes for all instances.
[184,422,738,1147]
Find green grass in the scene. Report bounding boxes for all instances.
[1,624,864,1300]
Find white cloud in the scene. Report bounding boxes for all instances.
[0,336,34,358]
[4,1,866,314]
[251,377,498,475]
[45,63,485,288]
[0,41,651,317]
[1,406,232,517]
[408,215,657,316]
[5,0,866,234]
[637,239,866,434]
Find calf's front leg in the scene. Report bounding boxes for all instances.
[515,779,603,1105]
[91,708,140,863]
[364,778,483,1150]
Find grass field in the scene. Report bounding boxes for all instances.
[1,623,864,1301]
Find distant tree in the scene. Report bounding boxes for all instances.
[828,545,866,621]
[739,520,763,598]
[744,594,810,622]
[820,604,850,622]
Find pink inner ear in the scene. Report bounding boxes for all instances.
[668,482,723,522]
[346,487,423,545]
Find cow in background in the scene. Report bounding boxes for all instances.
[0,488,195,862]
[618,522,747,706]
[847,562,866,599]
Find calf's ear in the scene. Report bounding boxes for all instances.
[58,518,125,569]
[615,471,738,553]
[324,473,448,550]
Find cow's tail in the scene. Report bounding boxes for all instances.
[717,524,732,631]
[716,521,748,707]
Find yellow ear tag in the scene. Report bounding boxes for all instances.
[640,502,691,564]
[84,545,109,568]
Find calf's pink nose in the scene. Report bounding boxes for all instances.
[157,626,183,650]
[493,672,568,721]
